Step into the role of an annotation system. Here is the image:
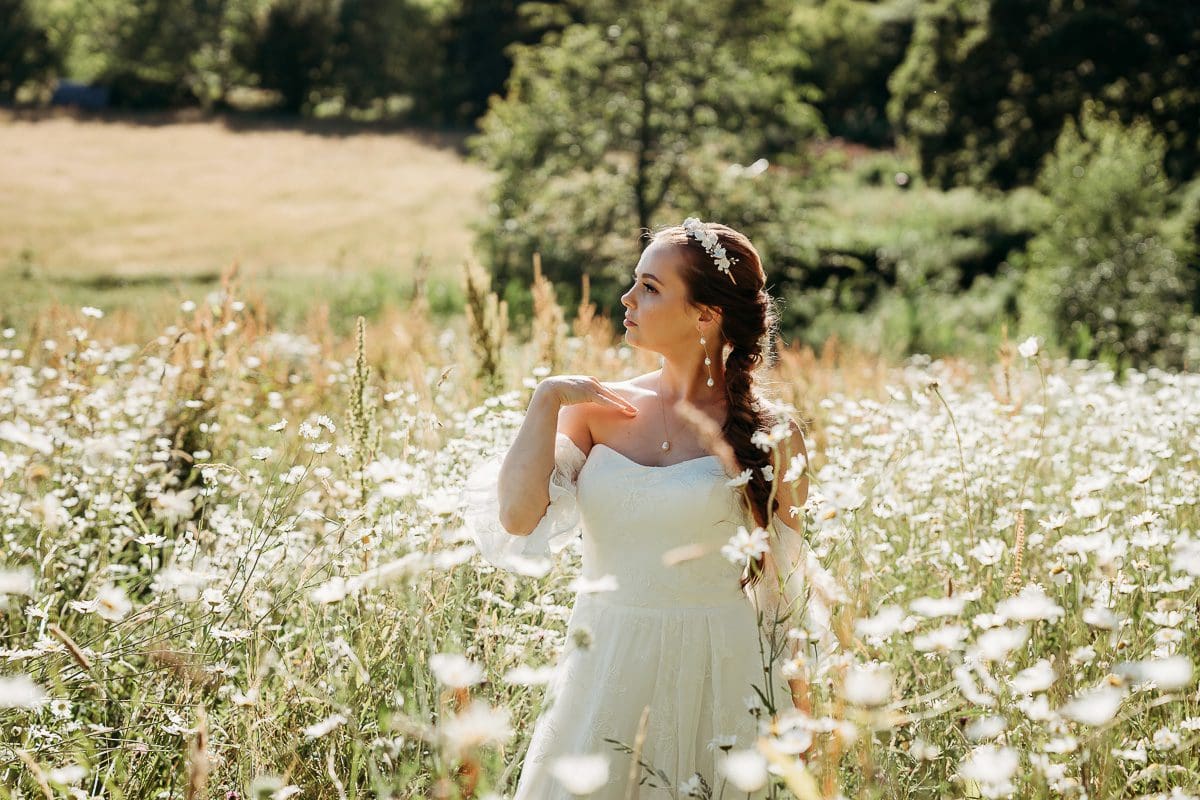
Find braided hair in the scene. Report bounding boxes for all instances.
[649,222,785,590]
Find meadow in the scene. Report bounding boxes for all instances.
[0,110,490,338]
[1,267,1198,799]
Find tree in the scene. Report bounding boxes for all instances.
[789,0,914,147]
[1019,103,1199,372]
[889,0,1200,190]
[470,0,824,318]
[245,0,337,113]
[0,0,60,103]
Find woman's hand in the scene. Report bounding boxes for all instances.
[537,376,638,417]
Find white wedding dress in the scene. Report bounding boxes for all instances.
[461,432,800,799]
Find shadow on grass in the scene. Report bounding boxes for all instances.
[0,107,476,156]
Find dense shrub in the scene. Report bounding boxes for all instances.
[1018,103,1200,373]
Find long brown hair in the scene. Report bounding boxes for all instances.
[649,221,784,590]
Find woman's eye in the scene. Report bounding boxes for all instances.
[643,282,657,293]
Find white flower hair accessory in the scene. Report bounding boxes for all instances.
[682,217,738,284]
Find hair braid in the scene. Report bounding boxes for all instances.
[650,224,786,590]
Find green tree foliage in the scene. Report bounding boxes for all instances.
[42,0,263,109]
[244,0,337,113]
[421,0,549,125]
[100,0,254,108]
[889,0,1200,190]
[789,0,914,147]
[470,0,824,318]
[1019,103,1200,372]
[0,0,60,102]
[327,0,443,113]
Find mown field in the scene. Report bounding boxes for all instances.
[1,272,1197,799]
[1,110,491,338]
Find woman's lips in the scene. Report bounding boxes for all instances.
[623,317,637,327]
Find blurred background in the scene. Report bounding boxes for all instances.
[2,0,1199,373]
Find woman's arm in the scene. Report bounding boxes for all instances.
[496,377,636,536]
[498,383,566,536]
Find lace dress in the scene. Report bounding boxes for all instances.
[460,433,801,799]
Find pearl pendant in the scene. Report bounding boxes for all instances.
[704,357,711,365]
[706,377,714,387]
[661,441,670,451]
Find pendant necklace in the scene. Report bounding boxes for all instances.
[658,371,671,451]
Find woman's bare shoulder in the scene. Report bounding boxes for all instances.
[600,373,658,399]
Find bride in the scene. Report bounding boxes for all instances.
[461,218,810,799]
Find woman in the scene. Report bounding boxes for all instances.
[461,218,810,798]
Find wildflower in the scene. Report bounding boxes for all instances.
[855,605,905,642]
[1043,735,1077,753]
[782,454,808,486]
[1152,727,1182,751]
[842,662,893,707]
[1011,659,1056,694]
[1037,512,1069,532]
[679,772,706,797]
[1112,742,1148,762]
[309,577,349,604]
[153,487,201,524]
[69,584,132,622]
[303,712,348,739]
[1070,645,1097,665]
[1017,336,1039,358]
[268,418,287,432]
[707,733,738,752]
[1082,606,1119,629]
[720,526,769,567]
[726,468,752,487]
[550,753,609,795]
[429,653,484,689]
[250,447,272,461]
[316,414,336,433]
[0,567,34,598]
[968,538,1006,566]
[909,737,941,761]
[567,574,619,594]
[966,715,1006,741]
[958,744,1018,799]
[0,674,48,708]
[298,422,320,440]
[995,585,1064,623]
[439,700,512,757]
[911,595,967,618]
[721,749,768,792]
[81,306,104,319]
[503,665,557,686]
[914,624,968,653]
[1114,656,1194,690]
[1060,686,1124,725]
[1170,538,1200,576]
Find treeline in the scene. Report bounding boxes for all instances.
[466,0,1200,372]
[4,0,1200,371]
[1,0,560,123]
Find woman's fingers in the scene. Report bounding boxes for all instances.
[594,384,638,415]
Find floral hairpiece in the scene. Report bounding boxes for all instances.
[682,217,737,285]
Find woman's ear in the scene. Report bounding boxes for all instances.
[697,305,721,326]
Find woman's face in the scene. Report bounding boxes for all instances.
[620,241,707,350]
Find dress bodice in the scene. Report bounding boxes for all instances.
[574,443,750,608]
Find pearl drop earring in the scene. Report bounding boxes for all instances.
[700,331,714,388]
